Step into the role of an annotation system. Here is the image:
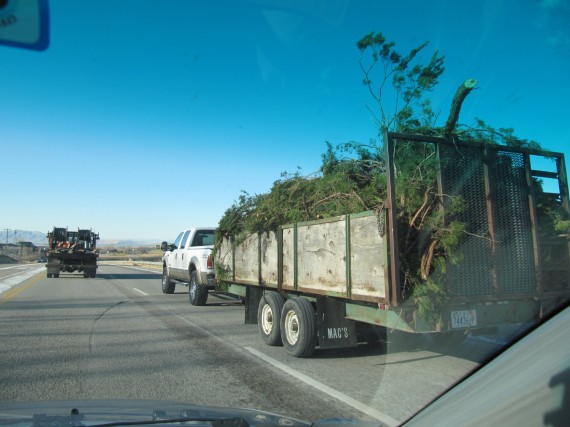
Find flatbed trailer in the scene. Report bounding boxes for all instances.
[215,132,570,357]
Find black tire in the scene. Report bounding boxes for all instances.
[162,266,175,294]
[280,297,317,357]
[54,273,59,278]
[258,292,285,346]
[47,273,52,278]
[189,270,208,306]
[83,272,89,278]
[90,272,96,278]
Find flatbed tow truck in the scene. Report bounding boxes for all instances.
[46,227,100,278]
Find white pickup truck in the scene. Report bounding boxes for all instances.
[160,227,217,305]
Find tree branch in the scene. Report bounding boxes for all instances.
[444,79,477,137]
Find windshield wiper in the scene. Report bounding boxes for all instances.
[88,416,249,427]
[20,409,250,427]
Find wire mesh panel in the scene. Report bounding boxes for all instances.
[439,144,495,296]
[387,132,567,305]
[488,149,536,294]
[439,145,537,297]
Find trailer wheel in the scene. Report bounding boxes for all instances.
[47,273,52,278]
[161,266,175,294]
[258,292,285,346]
[280,297,317,357]
[189,270,208,306]
[83,273,90,278]
[54,273,59,278]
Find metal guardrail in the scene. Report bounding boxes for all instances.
[98,260,162,269]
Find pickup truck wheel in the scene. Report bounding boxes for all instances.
[189,270,208,306]
[162,266,175,294]
[258,292,285,346]
[280,297,316,357]
[47,273,52,278]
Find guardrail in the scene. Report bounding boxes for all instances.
[99,260,162,269]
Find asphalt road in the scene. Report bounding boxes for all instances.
[0,264,504,425]
[0,263,45,292]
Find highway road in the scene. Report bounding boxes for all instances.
[0,264,504,425]
[0,263,45,293]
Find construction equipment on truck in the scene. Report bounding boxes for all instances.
[215,131,570,357]
[46,227,100,278]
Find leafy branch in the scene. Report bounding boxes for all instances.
[357,31,444,133]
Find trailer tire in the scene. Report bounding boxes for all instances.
[161,266,175,294]
[258,292,285,346]
[84,273,89,278]
[54,273,59,278]
[280,297,317,357]
[47,273,52,278]
[189,270,208,306]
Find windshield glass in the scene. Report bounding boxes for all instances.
[1,1,569,426]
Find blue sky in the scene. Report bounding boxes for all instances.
[2,0,569,241]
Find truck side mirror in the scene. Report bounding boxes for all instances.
[160,241,169,251]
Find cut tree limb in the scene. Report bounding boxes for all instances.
[444,78,477,137]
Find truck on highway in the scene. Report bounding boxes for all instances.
[215,132,570,357]
[46,228,100,278]
[161,227,217,305]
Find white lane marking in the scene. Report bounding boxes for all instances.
[244,346,400,426]
[132,288,148,296]
[170,310,398,424]
[0,265,28,271]
[0,267,45,294]
[100,264,161,274]
[2,271,34,280]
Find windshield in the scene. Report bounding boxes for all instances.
[1,1,569,426]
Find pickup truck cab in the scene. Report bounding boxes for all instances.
[161,227,217,305]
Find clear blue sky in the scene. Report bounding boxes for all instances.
[2,0,569,241]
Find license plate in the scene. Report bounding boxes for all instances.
[451,310,477,328]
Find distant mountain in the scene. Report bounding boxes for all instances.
[0,230,157,248]
[0,230,48,246]
[99,240,159,248]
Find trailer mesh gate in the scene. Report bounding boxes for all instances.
[439,144,536,297]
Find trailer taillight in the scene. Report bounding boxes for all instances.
[207,254,214,269]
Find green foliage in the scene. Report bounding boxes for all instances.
[390,140,456,299]
[456,118,542,150]
[217,141,387,239]
[553,217,570,234]
[412,278,449,330]
[533,178,570,236]
[217,191,259,239]
[357,32,547,150]
[357,31,444,134]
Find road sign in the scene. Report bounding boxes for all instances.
[0,0,49,51]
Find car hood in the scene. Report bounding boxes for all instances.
[0,400,381,427]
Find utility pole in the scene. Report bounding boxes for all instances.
[3,228,11,255]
